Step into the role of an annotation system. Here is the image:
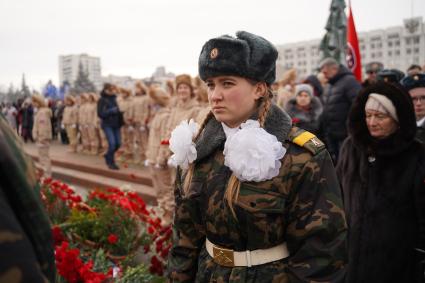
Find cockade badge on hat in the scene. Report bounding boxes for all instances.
[210,48,219,59]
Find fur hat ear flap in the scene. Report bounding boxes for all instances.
[65,95,76,105]
[193,76,208,103]
[87,92,97,102]
[166,80,175,95]
[148,86,170,107]
[32,94,46,107]
[135,81,148,95]
[119,87,132,97]
[80,93,89,101]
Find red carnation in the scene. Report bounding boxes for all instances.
[160,139,170,145]
[107,234,118,244]
[291,117,300,124]
[52,226,65,246]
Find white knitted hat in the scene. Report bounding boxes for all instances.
[365,93,398,122]
[295,84,313,97]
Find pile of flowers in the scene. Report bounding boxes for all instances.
[40,178,172,282]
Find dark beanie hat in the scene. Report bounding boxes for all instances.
[198,31,278,85]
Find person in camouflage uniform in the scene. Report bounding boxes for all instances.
[0,111,55,282]
[167,31,347,282]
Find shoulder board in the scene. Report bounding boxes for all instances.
[288,127,325,155]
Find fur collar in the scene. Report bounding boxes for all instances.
[176,98,198,110]
[286,96,323,118]
[195,104,292,162]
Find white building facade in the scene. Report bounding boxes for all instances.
[276,17,425,80]
[58,54,102,91]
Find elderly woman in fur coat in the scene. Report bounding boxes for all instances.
[285,84,323,135]
[336,81,425,283]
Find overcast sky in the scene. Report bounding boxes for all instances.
[0,0,424,90]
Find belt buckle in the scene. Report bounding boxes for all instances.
[212,245,235,267]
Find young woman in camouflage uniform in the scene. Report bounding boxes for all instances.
[167,31,347,282]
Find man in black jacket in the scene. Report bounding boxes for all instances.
[319,57,362,163]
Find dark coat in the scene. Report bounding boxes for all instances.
[285,96,323,135]
[417,122,425,144]
[97,91,121,128]
[21,105,34,129]
[336,82,425,283]
[321,65,362,141]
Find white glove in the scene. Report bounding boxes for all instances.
[154,163,161,169]
[144,160,150,167]
[71,124,77,128]
[61,124,65,129]
[139,126,146,132]
[128,126,134,132]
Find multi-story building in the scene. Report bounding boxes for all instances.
[150,66,175,84]
[276,17,425,80]
[102,66,176,94]
[102,74,145,92]
[58,54,102,91]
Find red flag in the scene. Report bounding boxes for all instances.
[346,2,362,82]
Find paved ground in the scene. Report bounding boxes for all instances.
[23,141,157,204]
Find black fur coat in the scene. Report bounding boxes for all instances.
[336,82,425,283]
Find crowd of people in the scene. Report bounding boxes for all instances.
[1,30,425,282]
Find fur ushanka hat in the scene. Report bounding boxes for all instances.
[148,86,170,107]
[175,74,193,89]
[64,95,76,105]
[198,31,278,85]
[32,94,47,107]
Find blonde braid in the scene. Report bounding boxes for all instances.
[182,111,214,194]
[258,89,272,127]
[225,87,272,218]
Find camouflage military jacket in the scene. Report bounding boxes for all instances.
[167,105,347,283]
[0,114,55,282]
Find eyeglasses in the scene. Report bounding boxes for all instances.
[412,96,425,103]
[366,70,377,74]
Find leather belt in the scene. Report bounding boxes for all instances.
[205,238,289,267]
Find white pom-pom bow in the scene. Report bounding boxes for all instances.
[168,119,199,170]
[223,120,286,182]
[169,119,286,182]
